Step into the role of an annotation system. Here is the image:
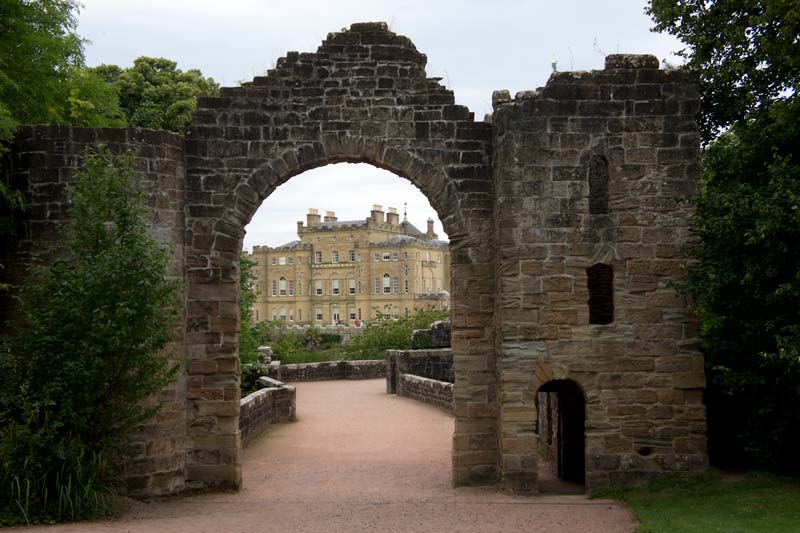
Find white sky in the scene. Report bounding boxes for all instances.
[76,0,684,249]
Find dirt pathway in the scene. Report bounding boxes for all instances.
[22,379,636,532]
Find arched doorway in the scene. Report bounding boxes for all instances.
[537,379,585,489]
[182,22,496,490]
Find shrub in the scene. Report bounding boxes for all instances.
[345,307,449,360]
[0,147,180,524]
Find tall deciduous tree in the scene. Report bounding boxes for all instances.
[648,0,800,472]
[647,0,800,142]
[92,57,219,133]
[0,0,84,138]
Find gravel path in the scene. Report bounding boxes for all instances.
[21,379,637,532]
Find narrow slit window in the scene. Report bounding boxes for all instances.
[589,154,609,215]
[587,263,614,324]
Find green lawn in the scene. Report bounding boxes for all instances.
[593,470,800,532]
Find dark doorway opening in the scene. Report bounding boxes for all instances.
[536,379,586,492]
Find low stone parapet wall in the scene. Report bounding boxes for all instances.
[398,374,454,412]
[385,349,453,393]
[239,381,296,446]
[386,349,455,413]
[268,359,385,382]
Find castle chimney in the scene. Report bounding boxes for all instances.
[324,210,337,223]
[426,218,438,240]
[370,204,384,224]
[306,208,321,227]
[386,207,399,226]
[297,220,304,235]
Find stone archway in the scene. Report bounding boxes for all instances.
[183,22,497,489]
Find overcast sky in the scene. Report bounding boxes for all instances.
[76,0,684,249]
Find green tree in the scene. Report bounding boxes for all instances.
[345,307,449,360]
[239,253,259,365]
[0,147,181,524]
[647,0,800,142]
[0,0,84,142]
[65,68,127,128]
[94,57,219,133]
[649,0,800,472]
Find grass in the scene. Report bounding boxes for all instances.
[592,469,800,532]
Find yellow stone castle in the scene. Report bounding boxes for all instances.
[250,205,450,325]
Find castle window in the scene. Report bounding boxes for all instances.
[392,252,398,261]
[288,280,294,296]
[288,257,294,265]
[279,306,286,321]
[393,277,399,294]
[271,280,277,297]
[374,277,380,294]
[383,273,391,294]
[272,308,277,320]
[271,257,277,265]
[279,256,286,265]
[589,154,609,215]
[393,306,399,318]
[383,305,390,319]
[332,305,340,323]
[289,309,294,321]
[349,250,355,262]
[403,251,408,261]
[349,308,356,320]
[332,279,340,295]
[279,277,286,296]
[349,279,356,295]
[315,251,322,263]
[383,252,391,262]
[315,280,322,296]
[587,263,614,324]
[374,253,380,262]
[331,250,339,263]
[316,307,323,321]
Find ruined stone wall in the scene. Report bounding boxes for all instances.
[183,22,497,489]
[493,55,706,491]
[0,29,707,497]
[398,374,454,412]
[239,383,296,445]
[0,125,187,496]
[268,359,385,382]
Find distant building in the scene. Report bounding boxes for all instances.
[250,205,450,325]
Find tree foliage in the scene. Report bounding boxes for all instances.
[93,57,219,133]
[649,0,800,472]
[0,0,84,142]
[0,147,181,524]
[687,100,800,472]
[345,307,450,360]
[239,253,260,365]
[647,0,800,142]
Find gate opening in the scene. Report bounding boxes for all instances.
[536,379,586,493]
